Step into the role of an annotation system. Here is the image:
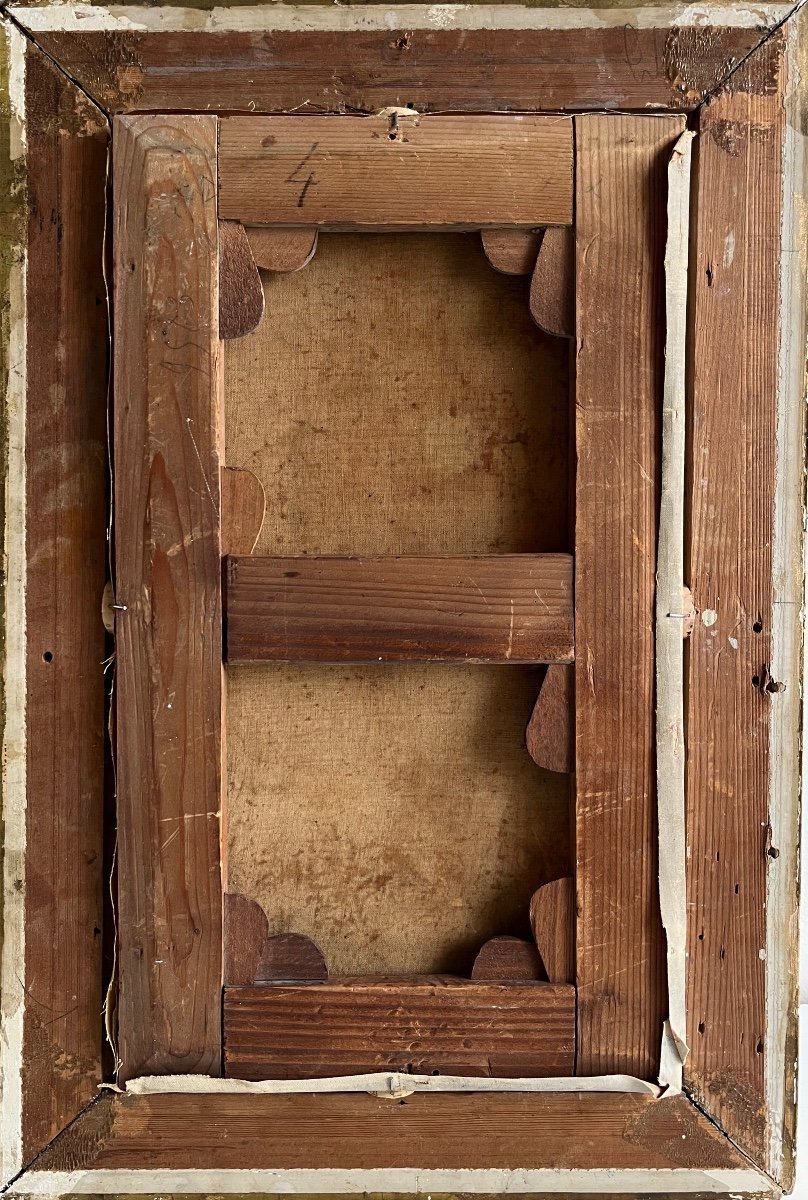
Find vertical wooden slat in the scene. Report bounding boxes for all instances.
[686,37,785,1164]
[574,114,683,1078]
[22,46,109,1158]
[113,114,222,1080]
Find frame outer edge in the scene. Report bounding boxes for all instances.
[4,3,797,33]
[0,11,797,1191]
[3,1165,780,1195]
[0,18,27,1188]
[765,9,806,1189]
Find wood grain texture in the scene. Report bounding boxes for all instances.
[530,877,575,985]
[221,466,265,555]
[246,226,317,272]
[530,227,574,338]
[28,28,768,116]
[223,892,269,986]
[223,894,330,986]
[225,554,574,664]
[218,115,573,229]
[219,220,264,339]
[112,115,222,1081]
[470,937,543,981]
[526,663,573,773]
[32,1089,750,1172]
[224,981,574,1079]
[686,36,786,1166]
[574,115,681,1078]
[480,229,542,275]
[257,934,328,983]
[21,45,108,1161]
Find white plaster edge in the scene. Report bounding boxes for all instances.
[8,3,795,34]
[766,11,806,1185]
[121,1070,661,1097]
[5,1167,777,1195]
[0,24,27,1190]
[656,128,693,1098]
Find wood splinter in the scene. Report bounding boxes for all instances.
[530,226,574,338]
[223,893,327,985]
[526,663,573,773]
[481,228,542,276]
[221,466,266,556]
[219,220,265,339]
[471,936,544,981]
[246,227,318,273]
[530,877,574,984]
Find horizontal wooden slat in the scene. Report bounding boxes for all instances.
[225,554,574,664]
[31,1090,761,1173]
[218,115,573,229]
[29,28,770,118]
[224,980,575,1080]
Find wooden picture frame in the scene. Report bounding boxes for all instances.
[1,4,804,1196]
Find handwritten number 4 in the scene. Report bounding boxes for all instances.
[284,142,319,209]
[295,172,317,208]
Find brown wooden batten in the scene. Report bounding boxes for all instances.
[225,554,574,664]
[27,26,772,116]
[218,115,573,229]
[112,114,223,1081]
[223,980,575,1080]
[573,114,680,1078]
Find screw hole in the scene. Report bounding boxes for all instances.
[756,1039,764,1054]
[753,619,763,633]
[42,650,53,663]
[768,846,780,860]
[751,674,760,687]
[698,1022,705,1035]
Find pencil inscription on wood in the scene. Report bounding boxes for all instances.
[219,115,574,229]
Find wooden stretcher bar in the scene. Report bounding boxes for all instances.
[224,553,574,664]
[218,115,573,229]
[112,114,224,1083]
[223,980,576,1080]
